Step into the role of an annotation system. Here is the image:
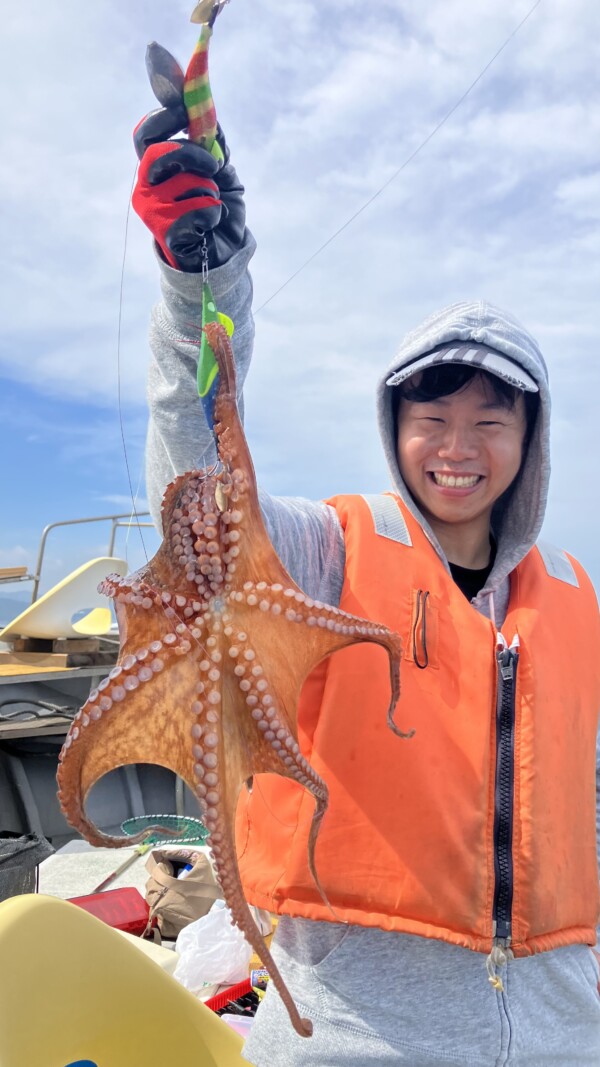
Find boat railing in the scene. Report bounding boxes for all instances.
[29,512,152,603]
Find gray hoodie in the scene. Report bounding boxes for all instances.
[145,235,600,1066]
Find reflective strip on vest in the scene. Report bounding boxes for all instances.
[537,542,579,587]
[361,494,412,546]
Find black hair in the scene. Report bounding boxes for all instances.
[395,364,539,444]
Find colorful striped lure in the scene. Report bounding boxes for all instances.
[184,19,224,164]
[184,2,232,444]
[186,1,230,153]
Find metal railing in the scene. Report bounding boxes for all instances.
[30,512,153,603]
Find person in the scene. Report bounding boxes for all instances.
[132,105,600,1065]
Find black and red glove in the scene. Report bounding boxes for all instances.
[132,105,246,273]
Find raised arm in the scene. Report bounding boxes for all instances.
[145,240,256,528]
[132,98,254,518]
[132,103,347,604]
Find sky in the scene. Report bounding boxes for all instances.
[0,0,599,623]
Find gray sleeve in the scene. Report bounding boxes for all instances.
[144,232,347,603]
[145,233,257,531]
[259,491,346,606]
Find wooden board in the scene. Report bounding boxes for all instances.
[0,652,69,668]
[0,650,117,669]
[9,637,101,654]
[0,566,28,579]
[0,663,75,677]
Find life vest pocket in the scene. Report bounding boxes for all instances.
[404,589,439,670]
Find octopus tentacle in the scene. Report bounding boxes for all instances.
[57,321,406,1037]
[209,818,313,1037]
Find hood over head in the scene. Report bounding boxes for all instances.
[376,300,551,598]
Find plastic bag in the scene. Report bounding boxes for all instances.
[173,898,253,993]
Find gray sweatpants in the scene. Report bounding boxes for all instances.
[241,919,600,1066]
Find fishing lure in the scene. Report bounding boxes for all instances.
[186,0,230,162]
[146,0,232,443]
[198,287,234,441]
[146,0,228,161]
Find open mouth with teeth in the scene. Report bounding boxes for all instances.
[428,472,483,489]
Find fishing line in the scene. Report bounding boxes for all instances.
[254,0,544,315]
[115,178,233,663]
[123,465,145,556]
[251,774,305,831]
[116,164,151,561]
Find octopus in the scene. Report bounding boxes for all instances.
[57,321,407,1037]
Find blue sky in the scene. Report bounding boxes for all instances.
[1,0,599,623]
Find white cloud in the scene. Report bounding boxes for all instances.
[556,172,600,221]
[0,546,31,568]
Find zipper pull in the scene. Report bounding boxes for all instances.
[496,632,519,680]
[496,633,513,681]
[499,654,514,682]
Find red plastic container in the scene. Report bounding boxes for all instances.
[204,978,252,1012]
[68,886,152,936]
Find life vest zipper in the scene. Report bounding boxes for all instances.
[492,632,519,944]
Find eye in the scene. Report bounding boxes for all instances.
[477,420,504,427]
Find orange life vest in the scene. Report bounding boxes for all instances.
[235,494,600,956]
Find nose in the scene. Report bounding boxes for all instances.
[438,424,479,461]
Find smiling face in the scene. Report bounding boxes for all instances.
[396,373,527,565]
